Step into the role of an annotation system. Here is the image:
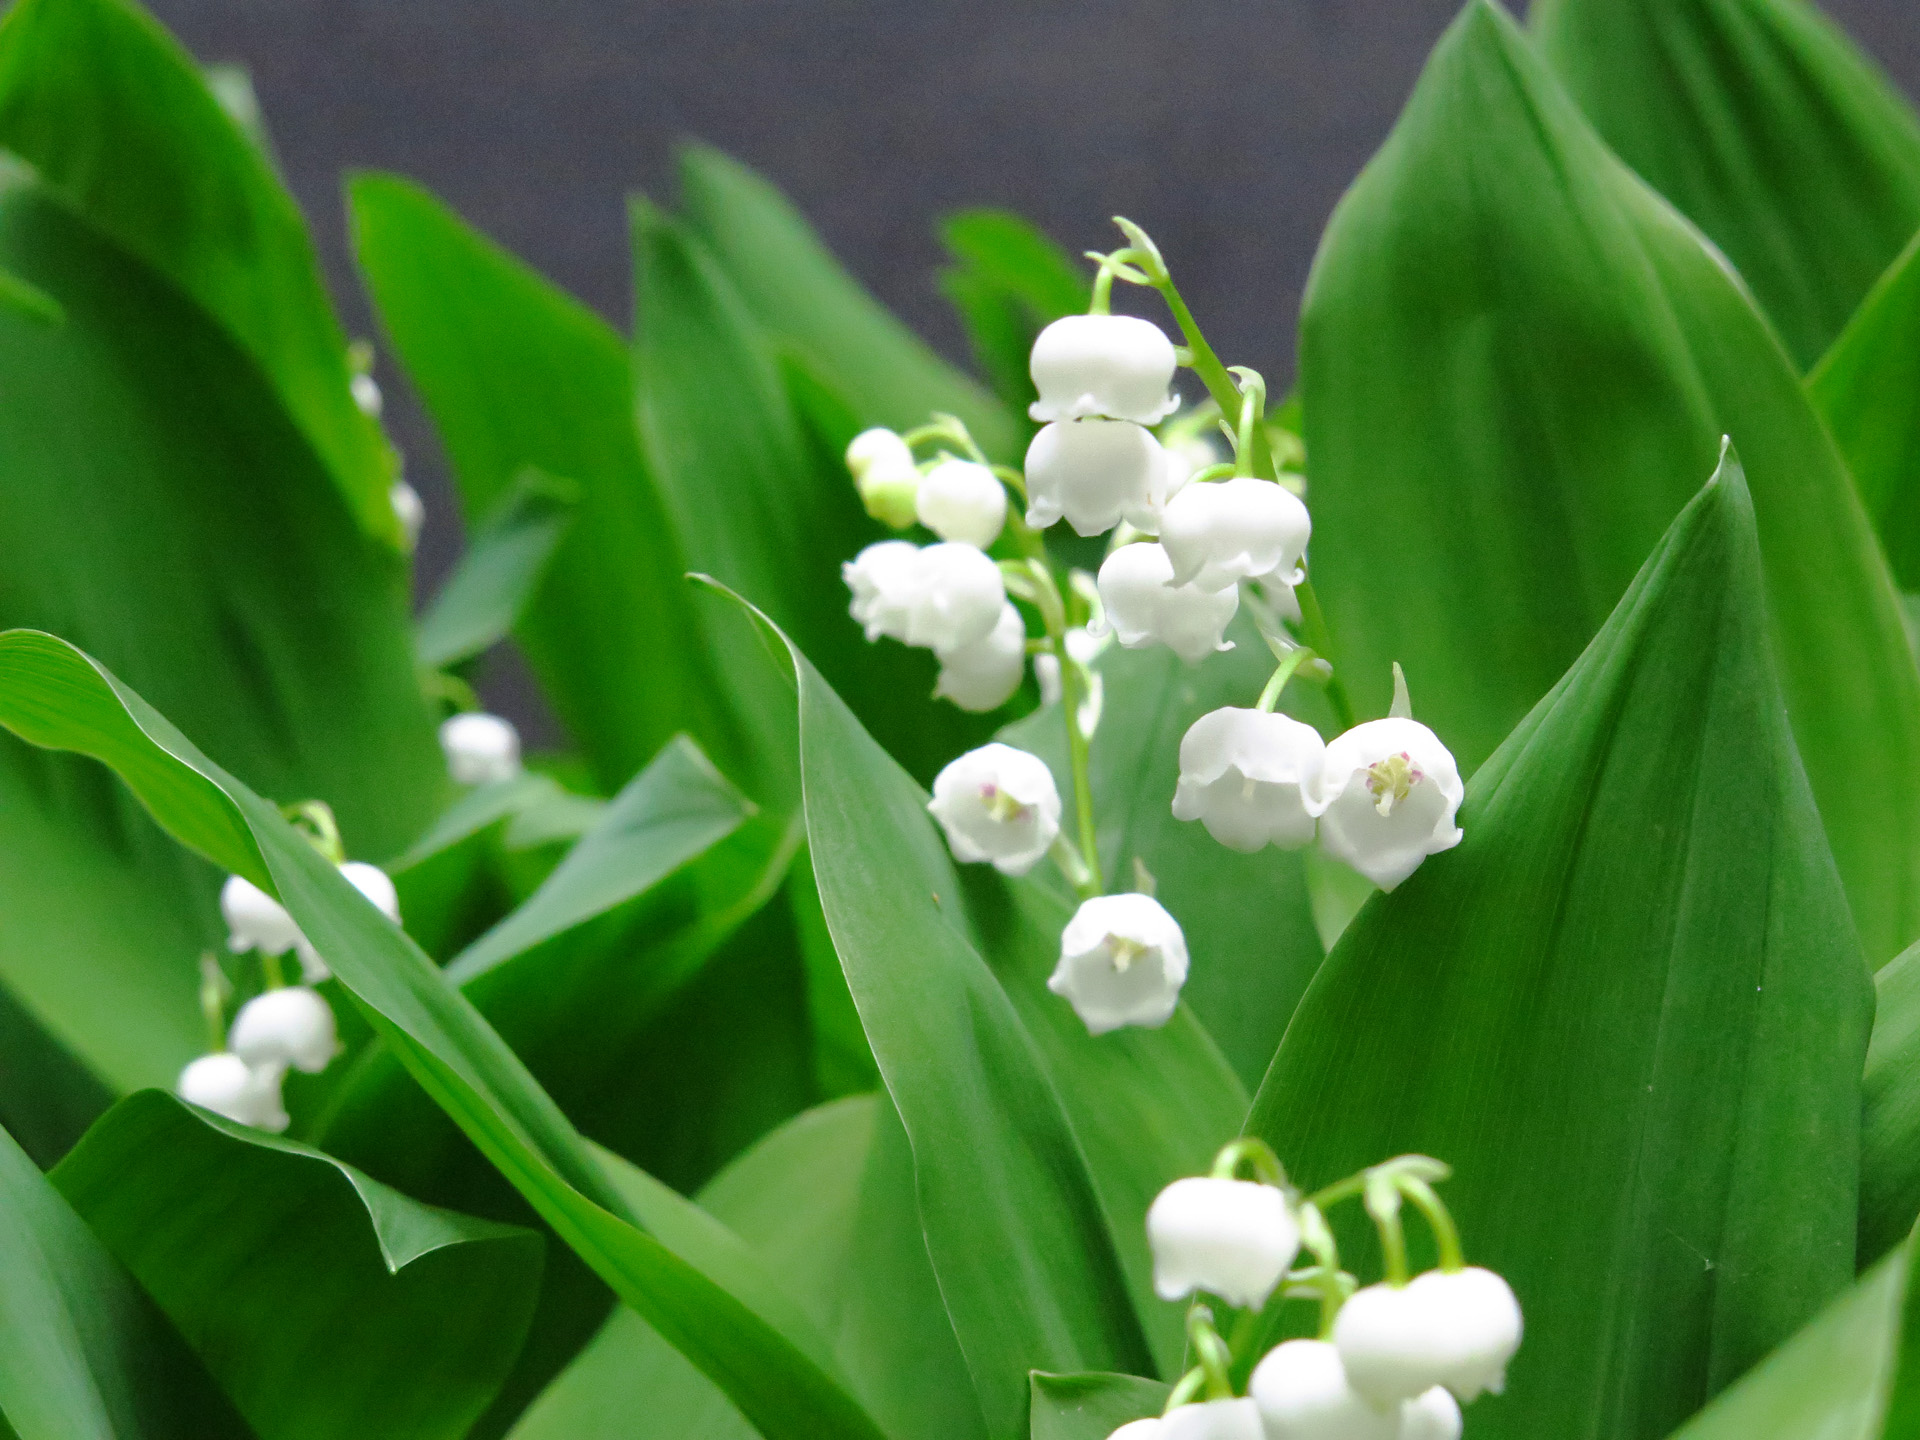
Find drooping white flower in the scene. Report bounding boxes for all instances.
[844,541,1006,651]
[1048,893,1189,1035]
[1158,1398,1264,1440]
[439,712,523,786]
[1399,1388,1463,1440]
[1158,477,1311,592]
[1096,543,1237,665]
[934,604,1026,712]
[927,743,1061,876]
[1332,1268,1521,1408]
[176,1053,290,1133]
[1147,1176,1300,1309]
[845,540,926,641]
[222,874,303,958]
[845,427,915,479]
[1171,708,1324,853]
[390,479,425,550]
[1025,419,1168,537]
[916,459,1007,548]
[296,860,403,984]
[1249,1340,1398,1440]
[1128,437,1204,537]
[229,986,340,1074]
[1310,718,1464,891]
[1030,314,1179,425]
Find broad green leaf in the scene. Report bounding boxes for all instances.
[0,628,891,1440]
[54,1091,542,1440]
[1809,231,1920,590]
[0,263,58,323]
[675,144,1018,460]
[1863,939,1920,1263]
[1249,460,1874,1440]
[416,468,578,672]
[1533,0,1920,370]
[0,1119,245,1440]
[0,985,113,1168]
[1028,1372,1169,1440]
[937,209,1090,420]
[0,0,394,537]
[514,1096,985,1440]
[1298,0,1920,963]
[350,172,729,792]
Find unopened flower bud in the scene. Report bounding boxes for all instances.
[1310,719,1464,891]
[439,712,522,786]
[916,459,1007,547]
[1095,543,1237,665]
[1333,1268,1521,1407]
[845,427,915,479]
[1159,1398,1263,1440]
[1147,1176,1300,1309]
[859,460,923,530]
[1172,708,1324,852]
[390,480,425,550]
[177,1053,290,1133]
[1399,1387,1463,1440]
[1030,314,1179,425]
[351,371,383,418]
[1048,893,1189,1034]
[1024,419,1167,536]
[927,743,1061,876]
[934,604,1026,712]
[229,986,339,1074]
[1158,477,1310,593]
[1250,1340,1397,1440]
[222,874,303,958]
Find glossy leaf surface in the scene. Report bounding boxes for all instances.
[1028,1372,1169,1440]
[1250,462,1874,1440]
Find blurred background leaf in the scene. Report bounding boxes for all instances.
[415,469,577,673]
[936,208,1090,424]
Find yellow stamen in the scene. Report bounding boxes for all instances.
[1364,752,1421,817]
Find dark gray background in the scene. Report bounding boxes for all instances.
[147,0,1920,740]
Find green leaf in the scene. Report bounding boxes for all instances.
[53,1091,543,1440]
[0,1118,246,1440]
[350,171,729,792]
[416,468,578,672]
[0,628,891,1440]
[675,145,1018,460]
[1028,1372,1169,1440]
[1863,939,1920,1263]
[1298,0,1920,963]
[1809,231,1920,590]
[0,0,396,538]
[937,209,1090,420]
[1533,0,1920,370]
[1248,458,1875,1440]
[0,263,59,324]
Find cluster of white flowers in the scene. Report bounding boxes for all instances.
[1112,1146,1521,1440]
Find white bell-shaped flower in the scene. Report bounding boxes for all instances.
[439,712,523,786]
[916,459,1007,547]
[845,427,915,478]
[1048,893,1189,1034]
[1172,708,1324,853]
[1147,1176,1300,1309]
[845,540,925,641]
[1096,543,1237,665]
[1024,419,1168,537]
[1399,1388,1463,1440]
[177,1053,290,1133]
[229,986,339,1074]
[844,541,1005,652]
[222,874,303,957]
[1129,438,1204,537]
[927,743,1061,876]
[1158,477,1311,593]
[934,604,1026,713]
[1333,1268,1521,1407]
[1107,1420,1164,1440]
[1030,313,1179,425]
[390,479,425,550]
[1249,1340,1398,1440]
[1159,1398,1264,1440]
[1310,719,1464,891]
[297,861,403,984]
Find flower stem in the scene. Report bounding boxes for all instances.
[1292,579,1356,731]
[1256,648,1312,714]
[1399,1175,1466,1272]
[1186,1307,1236,1402]
[261,952,287,991]
[1209,1136,1290,1187]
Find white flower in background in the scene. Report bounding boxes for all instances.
[844,541,1005,651]
[934,604,1026,712]
[1333,1268,1522,1407]
[222,874,303,959]
[1147,1176,1300,1309]
[350,370,383,418]
[1024,418,1168,536]
[297,860,402,984]
[229,986,339,1074]
[927,743,1061,876]
[1029,313,1179,425]
[1159,1398,1264,1440]
[1095,543,1237,665]
[1034,651,1063,708]
[439,712,523,785]
[1310,718,1464,891]
[1171,708,1324,853]
[390,479,425,550]
[1158,477,1311,592]
[845,426,915,478]
[1399,1387,1464,1440]
[176,1053,290,1133]
[1048,892,1189,1034]
[846,428,923,530]
[845,540,925,641]
[1107,1420,1164,1440]
[916,458,1007,547]
[1249,1340,1398,1440]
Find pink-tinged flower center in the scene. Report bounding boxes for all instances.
[980,782,1033,824]
[1363,752,1421,817]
